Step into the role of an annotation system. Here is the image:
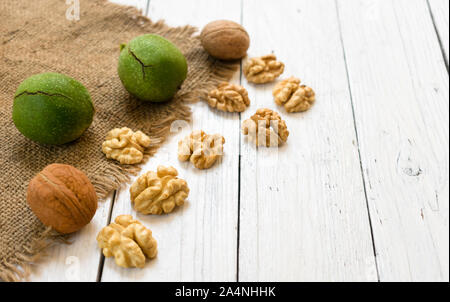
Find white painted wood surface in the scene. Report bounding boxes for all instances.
[239,0,377,282]
[428,0,449,65]
[337,0,449,281]
[27,0,449,282]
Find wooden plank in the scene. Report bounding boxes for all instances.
[428,0,449,66]
[28,0,148,282]
[337,0,449,281]
[100,0,241,281]
[238,0,377,281]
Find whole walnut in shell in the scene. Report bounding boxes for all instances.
[27,164,98,234]
[200,20,250,60]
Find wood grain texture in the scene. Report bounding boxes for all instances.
[428,0,449,66]
[238,0,378,281]
[100,0,241,281]
[337,0,449,281]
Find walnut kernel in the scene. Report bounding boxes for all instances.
[129,166,189,215]
[97,215,157,268]
[273,77,315,112]
[178,130,225,169]
[243,54,285,84]
[242,108,289,147]
[102,127,151,164]
[207,82,250,112]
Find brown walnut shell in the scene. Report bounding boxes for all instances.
[200,20,250,60]
[27,163,98,234]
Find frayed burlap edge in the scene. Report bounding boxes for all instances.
[0,14,239,282]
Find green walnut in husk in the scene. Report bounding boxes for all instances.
[12,72,94,145]
[118,34,188,102]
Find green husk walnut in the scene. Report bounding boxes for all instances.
[118,34,188,102]
[12,72,94,145]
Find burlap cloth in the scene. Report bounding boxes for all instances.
[0,0,238,281]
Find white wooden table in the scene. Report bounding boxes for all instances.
[29,0,449,282]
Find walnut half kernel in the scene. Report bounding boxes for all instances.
[273,77,316,112]
[242,108,289,147]
[178,130,225,169]
[243,54,285,84]
[130,166,189,215]
[207,82,250,113]
[102,127,151,164]
[97,215,157,268]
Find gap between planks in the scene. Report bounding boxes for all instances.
[235,0,244,283]
[426,0,449,72]
[336,0,449,281]
[96,190,117,281]
[334,0,381,282]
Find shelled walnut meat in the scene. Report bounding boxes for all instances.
[242,108,289,147]
[273,77,316,112]
[200,20,250,60]
[207,82,250,112]
[27,164,98,234]
[243,54,285,84]
[97,215,157,268]
[178,130,225,169]
[130,166,189,215]
[102,127,151,164]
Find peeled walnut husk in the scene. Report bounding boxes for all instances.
[200,20,250,60]
[242,108,289,147]
[178,130,225,169]
[27,163,98,234]
[273,77,316,112]
[207,82,250,113]
[130,166,189,215]
[97,215,157,268]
